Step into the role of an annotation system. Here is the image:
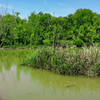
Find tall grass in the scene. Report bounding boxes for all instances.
[23,47,100,76]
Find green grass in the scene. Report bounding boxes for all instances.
[23,46,100,76]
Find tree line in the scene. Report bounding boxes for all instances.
[0,8,100,47]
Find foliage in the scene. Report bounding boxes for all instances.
[0,9,100,47]
[23,47,100,76]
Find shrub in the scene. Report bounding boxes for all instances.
[73,38,84,47]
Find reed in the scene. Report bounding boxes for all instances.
[23,47,100,76]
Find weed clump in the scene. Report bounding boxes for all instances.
[23,47,100,76]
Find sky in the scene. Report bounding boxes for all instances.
[0,0,100,18]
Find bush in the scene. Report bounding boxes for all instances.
[43,39,51,45]
[73,38,84,47]
[56,40,74,48]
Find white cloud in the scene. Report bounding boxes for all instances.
[0,4,13,9]
[0,4,15,15]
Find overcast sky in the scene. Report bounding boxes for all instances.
[0,0,100,18]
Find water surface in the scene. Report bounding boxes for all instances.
[0,50,100,100]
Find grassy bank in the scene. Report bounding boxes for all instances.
[23,46,100,77]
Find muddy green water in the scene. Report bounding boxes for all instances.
[0,50,100,100]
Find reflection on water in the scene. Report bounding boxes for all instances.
[0,50,100,100]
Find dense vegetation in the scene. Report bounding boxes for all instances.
[0,8,100,47]
[23,47,100,76]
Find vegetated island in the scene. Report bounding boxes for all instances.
[0,8,100,76]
